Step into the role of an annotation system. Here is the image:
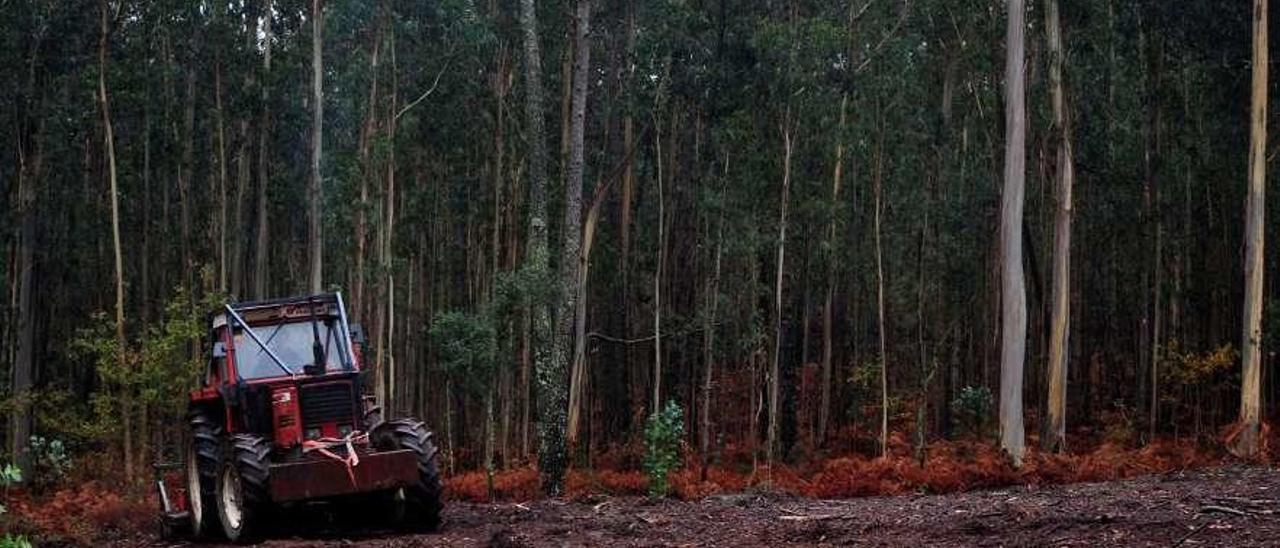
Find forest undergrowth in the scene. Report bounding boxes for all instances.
[444,431,1245,503]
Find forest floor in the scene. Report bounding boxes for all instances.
[87,464,1280,547]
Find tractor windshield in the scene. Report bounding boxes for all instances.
[232,319,347,380]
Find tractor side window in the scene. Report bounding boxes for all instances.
[207,341,227,387]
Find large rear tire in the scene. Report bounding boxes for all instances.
[186,409,223,539]
[216,434,271,543]
[373,419,443,531]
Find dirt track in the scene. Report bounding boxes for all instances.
[120,465,1280,547]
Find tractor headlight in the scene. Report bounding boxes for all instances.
[304,427,321,441]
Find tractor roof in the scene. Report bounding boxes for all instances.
[210,292,347,329]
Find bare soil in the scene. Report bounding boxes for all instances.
[106,465,1280,547]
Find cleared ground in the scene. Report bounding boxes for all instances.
[116,465,1280,547]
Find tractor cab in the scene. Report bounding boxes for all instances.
[189,293,375,449]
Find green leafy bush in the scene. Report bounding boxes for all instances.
[643,401,685,497]
[0,463,22,542]
[62,289,212,445]
[0,535,31,548]
[952,385,994,439]
[28,436,71,490]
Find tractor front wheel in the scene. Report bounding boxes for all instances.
[216,434,271,543]
[186,409,223,539]
[374,419,443,531]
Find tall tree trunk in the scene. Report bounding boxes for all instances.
[560,0,590,444]
[99,0,131,483]
[768,111,793,476]
[141,105,150,323]
[9,155,35,473]
[1139,8,1165,442]
[820,94,847,446]
[231,6,258,301]
[492,40,510,460]
[308,0,324,293]
[999,0,1029,467]
[381,25,398,415]
[769,2,800,476]
[9,26,43,474]
[254,0,274,300]
[518,0,564,496]
[874,120,888,459]
[180,68,195,296]
[139,98,152,470]
[559,37,573,178]
[1042,0,1073,453]
[354,14,382,319]
[619,0,640,425]
[621,0,638,422]
[652,92,668,413]
[1233,0,1268,459]
[701,155,726,480]
[215,59,229,293]
[652,149,663,410]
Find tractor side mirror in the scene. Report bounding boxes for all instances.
[349,323,367,345]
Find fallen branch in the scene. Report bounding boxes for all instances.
[1212,496,1276,506]
[1201,505,1250,517]
[779,513,851,522]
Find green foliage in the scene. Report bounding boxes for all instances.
[26,436,70,491]
[846,359,905,426]
[59,289,216,446]
[493,267,557,319]
[0,462,21,517]
[429,310,498,395]
[0,535,31,548]
[951,386,994,439]
[0,465,22,487]
[643,400,685,498]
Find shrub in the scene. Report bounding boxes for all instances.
[643,400,684,497]
[0,463,21,512]
[27,437,71,492]
[0,535,31,548]
[951,386,994,439]
[0,464,30,548]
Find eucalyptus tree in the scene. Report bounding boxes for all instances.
[1233,0,1267,459]
[1043,0,1075,454]
[517,0,567,496]
[999,0,1028,466]
[308,0,325,293]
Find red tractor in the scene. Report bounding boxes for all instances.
[156,293,442,542]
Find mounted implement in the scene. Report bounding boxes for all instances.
[156,292,442,542]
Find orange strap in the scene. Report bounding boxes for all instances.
[302,432,368,486]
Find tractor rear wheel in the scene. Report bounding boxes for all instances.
[374,419,443,531]
[186,409,223,539]
[216,434,271,543]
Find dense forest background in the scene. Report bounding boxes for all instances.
[1,0,1277,493]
